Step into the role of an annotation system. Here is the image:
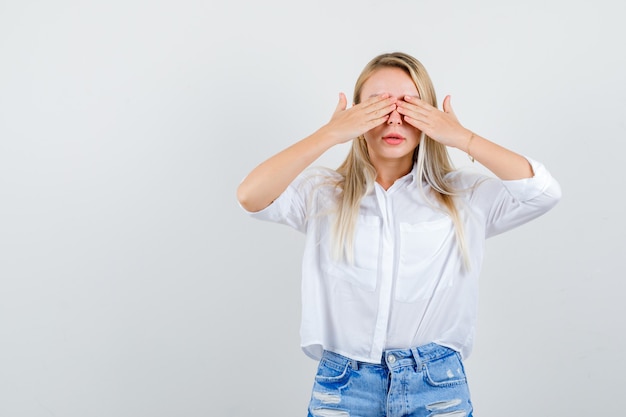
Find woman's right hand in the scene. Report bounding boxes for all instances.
[237,92,396,212]
[318,92,398,144]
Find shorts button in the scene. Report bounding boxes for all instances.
[387,354,396,364]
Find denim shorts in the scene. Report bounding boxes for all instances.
[307,343,473,417]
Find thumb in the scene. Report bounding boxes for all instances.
[333,92,347,116]
[442,95,455,114]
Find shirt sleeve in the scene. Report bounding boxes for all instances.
[468,157,562,238]
[238,167,333,233]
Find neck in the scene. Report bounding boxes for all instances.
[373,157,414,190]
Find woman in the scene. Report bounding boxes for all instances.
[237,52,561,417]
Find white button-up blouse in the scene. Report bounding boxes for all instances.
[244,157,561,363]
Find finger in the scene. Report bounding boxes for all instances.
[403,115,431,132]
[364,114,391,129]
[403,95,434,111]
[370,103,397,121]
[396,102,430,119]
[364,96,397,119]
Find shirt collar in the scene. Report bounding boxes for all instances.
[381,162,420,193]
[407,161,421,188]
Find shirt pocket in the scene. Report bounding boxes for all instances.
[395,217,453,303]
[322,215,380,291]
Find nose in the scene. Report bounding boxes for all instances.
[387,105,402,125]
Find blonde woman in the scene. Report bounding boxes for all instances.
[237,52,561,417]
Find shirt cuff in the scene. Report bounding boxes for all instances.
[500,157,556,202]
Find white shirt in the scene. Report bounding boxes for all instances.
[244,157,561,363]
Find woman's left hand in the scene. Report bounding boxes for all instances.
[397,95,471,149]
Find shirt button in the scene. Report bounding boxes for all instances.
[387,354,396,364]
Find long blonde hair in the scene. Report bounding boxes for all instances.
[332,52,470,268]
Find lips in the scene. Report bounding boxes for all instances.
[382,133,405,145]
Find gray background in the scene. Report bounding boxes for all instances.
[1,0,624,416]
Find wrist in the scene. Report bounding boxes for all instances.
[315,124,350,147]
[311,125,345,149]
[464,131,476,163]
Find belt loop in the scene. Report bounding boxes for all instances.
[410,347,422,371]
[350,359,359,370]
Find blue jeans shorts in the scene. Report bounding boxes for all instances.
[307,343,473,417]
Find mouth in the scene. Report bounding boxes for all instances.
[382,133,405,145]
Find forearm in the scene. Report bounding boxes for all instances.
[236,127,338,212]
[463,132,534,180]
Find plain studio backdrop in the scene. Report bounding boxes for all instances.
[1,0,624,416]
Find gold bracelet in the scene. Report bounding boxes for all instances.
[466,132,475,163]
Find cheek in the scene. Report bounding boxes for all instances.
[409,128,422,143]
[362,128,377,144]
[363,132,380,149]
